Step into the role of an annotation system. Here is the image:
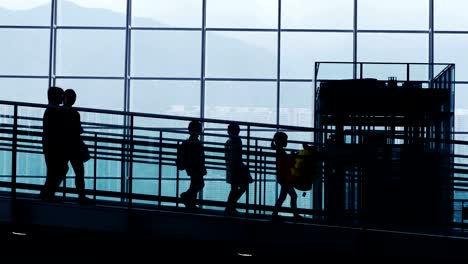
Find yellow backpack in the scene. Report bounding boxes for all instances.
[291,148,319,191]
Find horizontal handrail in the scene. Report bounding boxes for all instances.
[0,100,315,132]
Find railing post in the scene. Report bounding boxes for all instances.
[407,63,410,82]
[246,125,251,218]
[360,63,363,79]
[93,132,97,201]
[254,139,258,216]
[260,149,266,214]
[176,140,180,208]
[12,105,18,198]
[63,170,67,200]
[128,115,134,208]
[158,130,162,208]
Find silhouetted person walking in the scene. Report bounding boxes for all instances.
[40,87,69,202]
[176,120,207,209]
[271,132,302,221]
[63,89,92,204]
[224,122,252,215]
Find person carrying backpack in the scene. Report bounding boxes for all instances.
[271,132,302,222]
[176,120,207,209]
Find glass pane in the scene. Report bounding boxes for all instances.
[0,78,49,104]
[206,0,277,28]
[360,64,410,81]
[435,0,468,31]
[435,34,468,82]
[96,178,121,201]
[206,31,277,78]
[282,0,353,29]
[160,165,177,205]
[280,82,313,127]
[358,33,428,63]
[358,0,428,30]
[455,84,468,114]
[130,80,200,117]
[0,29,50,76]
[315,63,355,80]
[205,81,276,124]
[133,179,158,195]
[55,78,124,111]
[56,29,126,76]
[455,84,468,182]
[0,1,51,26]
[281,32,353,79]
[132,0,202,28]
[131,30,201,78]
[17,152,46,177]
[57,0,127,26]
[203,180,229,208]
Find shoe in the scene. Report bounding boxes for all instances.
[39,192,56,203]
[271,212,281,222]
[180,192,190,208]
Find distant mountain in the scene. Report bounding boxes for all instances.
[0,1,275,78]
[0,1,280,114]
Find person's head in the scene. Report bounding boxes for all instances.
[188,120,202,136]
[63,89,76,107]
[271,132,288,149]
[47,86,64,106]
[227,122,240,136]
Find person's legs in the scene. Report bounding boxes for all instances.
[233,183,248,206]
[285,186,301,219]
[70,159,92,204]
[225,184,237,212]
[40,153,54,200]
[183,174,204,208]
[272,185,288,217]
[45,157,69,200]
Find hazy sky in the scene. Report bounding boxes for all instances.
[1,0,467,30]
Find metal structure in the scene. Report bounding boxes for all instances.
[0,98,467,229]
[314,62,455,226]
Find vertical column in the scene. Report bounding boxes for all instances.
[429,0,434,81]
[353,0,358,79]
[121,0,133,200]
[276,0,281,127]
[199,0,207,206]
[124,0,133,113]
[48,0,57,87]
[200,0,207,120]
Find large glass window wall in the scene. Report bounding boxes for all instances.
[1,0,466,127]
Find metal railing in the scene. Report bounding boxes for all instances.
[1,99,468,230]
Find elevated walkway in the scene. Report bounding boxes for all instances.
[1,192,468,258]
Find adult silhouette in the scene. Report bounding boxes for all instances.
[40,87,68,202]
[63,89,92,204]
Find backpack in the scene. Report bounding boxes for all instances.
[176,142,187,171]
[291,148,319,191]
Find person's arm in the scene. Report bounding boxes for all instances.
[76,111,83,134]
[231,137,243,169]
